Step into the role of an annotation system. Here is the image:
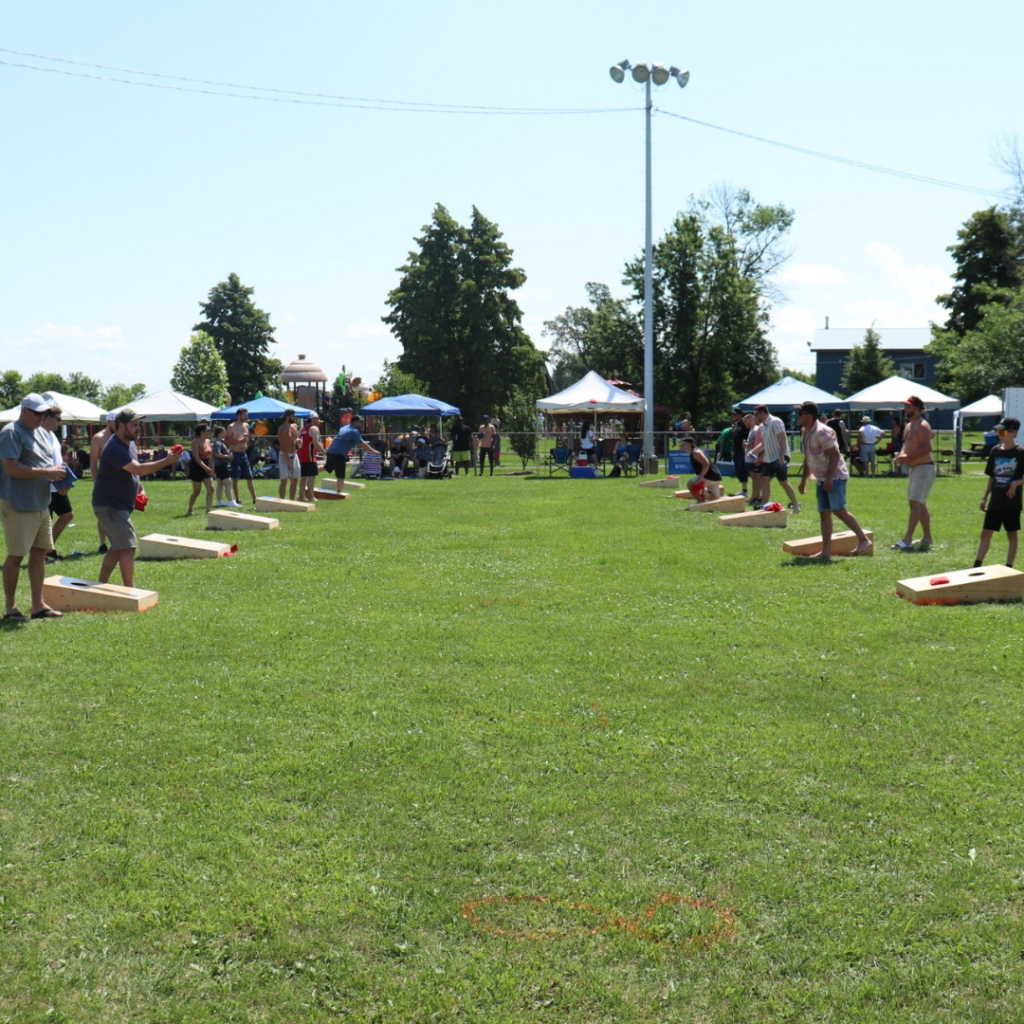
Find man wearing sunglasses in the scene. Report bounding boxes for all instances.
[0,393,69,621]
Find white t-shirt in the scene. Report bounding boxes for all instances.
[859,424,885,446]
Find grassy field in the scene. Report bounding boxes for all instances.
[3,465,1023,1023]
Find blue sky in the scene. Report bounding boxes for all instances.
[2,0,1019,398]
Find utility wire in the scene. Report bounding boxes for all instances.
[657,108,1003,199]
[0,46,1004,196]
[0,48,632,115]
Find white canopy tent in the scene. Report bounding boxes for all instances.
[536,371,646,414]
[736,375,845,411]
[958,394,1002,418]
[0,389,108,424]
[843,376,960,411]
[106,389,219,422]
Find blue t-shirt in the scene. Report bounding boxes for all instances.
[327,425,363,455]
[0,421,52,511]
[92,434,140,512]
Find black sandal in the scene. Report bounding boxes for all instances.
[4,610,28,623]
[30,608,63,619]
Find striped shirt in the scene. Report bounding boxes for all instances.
[760,414,788,463]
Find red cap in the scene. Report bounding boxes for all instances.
[171,444,184,453]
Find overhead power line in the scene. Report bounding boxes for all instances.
[0,46,1004,197]
[657,108,1003,199]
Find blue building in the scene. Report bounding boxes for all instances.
[809,327,953,429]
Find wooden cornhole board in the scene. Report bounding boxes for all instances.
[639,476,681,489]
[313,488,351,501]
[896,564,1024,605]
[317,478,365,492]
[139,533,235,559]
[718,509,789,528]
[254,496,316,513]
[783,530,875,557]
[207,510,280,531]
[43,576,159,613]
[680,494,746,513]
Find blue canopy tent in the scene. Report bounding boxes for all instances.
[210,396,313,419]
[736,376,847,412]
[359,394,460,417]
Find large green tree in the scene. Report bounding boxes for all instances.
[171,331,230,405]
[542,282,643,391]
[102,382,147,409]
[623,198,783,423]
[0,370,24,408]
[374,359,430,398]
[937,207,1021,337]
[383,205,547,420]
[194,273,279,402]
[840,326,896,394]
[928,286,1024,402]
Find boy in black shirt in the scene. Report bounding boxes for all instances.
[975,417,1024,568]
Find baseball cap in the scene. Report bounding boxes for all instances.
[903,395,924,409]
[113,408,143,426]
[20,392,50,413]
[307,411,319,420]
[861,416,870,423]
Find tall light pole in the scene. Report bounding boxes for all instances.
[609,60,689,468]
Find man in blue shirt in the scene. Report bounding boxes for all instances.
[0,393,69,620]
[325,415,378,485]
[92,409,182,588]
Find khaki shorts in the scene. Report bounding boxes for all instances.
[0,500,53,558]
[93,506,137,551]
[907,463,936,504]
[278,453,301,480]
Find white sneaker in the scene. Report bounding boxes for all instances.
[791,501,802,514]
[217,500,228,507]
[229,500,242,508]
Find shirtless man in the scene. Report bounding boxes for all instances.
[891,395,935,550]
[299,412,326,502]
[224,407,258,507]
[89,411,117,552]
[477,415,497,476]
[277,409,300,500]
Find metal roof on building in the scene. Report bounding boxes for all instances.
[810,327,932,351]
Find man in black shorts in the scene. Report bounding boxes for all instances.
[42,406,75,560]
[975,417,1024,568]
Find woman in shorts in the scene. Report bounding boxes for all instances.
[186,422,215,515]
[681,435,723,499]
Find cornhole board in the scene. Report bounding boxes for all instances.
[896,564,1024,605]
[638,476,681,489]
[254,496,316,513]
[680,495,746,513]
[718,509,789,528]
[138,533,235,559]
[317,478,366,492]
[43,576,159,613]
[783,530,875,557]
[313,488,351,501]
[207,510,280,530]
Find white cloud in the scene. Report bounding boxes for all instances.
[768,306,819,373]
[778,263,848,286]
[863,243,949,305]
[29,323,125,352]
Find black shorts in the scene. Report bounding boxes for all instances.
[761,460,789,482]
[49,491,73,517]
[984,506,1021,533]
[300,460,319,478]
[187,461,210,483]
[214,462,230,480]
[324,453,348,474]
[746,461,760,476]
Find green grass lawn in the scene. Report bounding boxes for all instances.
[3,467,1023,1023]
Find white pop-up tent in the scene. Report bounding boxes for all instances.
[958,394,1002,417]
[536,371,646,413]
[844,376,960,411]
[0,389,109,424]
[106,389,219,422]
[737,375,846,411]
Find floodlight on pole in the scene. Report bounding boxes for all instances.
[609,59,690,467]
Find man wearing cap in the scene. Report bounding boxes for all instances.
[277,408,301,501]
[892,395,935,550]
[857,416,885,478]
[796,401,871,558]
[324,414,377,486]
[477,415,497,476]
[753,405,802,513]
[92,409,182,588]
[0,394,70,620]
[298,411,326,502]
[89,411,117,552]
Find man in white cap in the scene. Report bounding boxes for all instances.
[89,411,117,552]
[0,393,69,620]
